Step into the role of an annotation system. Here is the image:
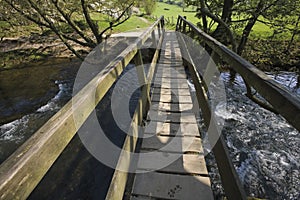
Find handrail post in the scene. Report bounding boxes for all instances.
[183,16,187,33]
[176,15,180,31]
[134,50,150,122]
[151,30,157,49]
[178,17,183,32]
[158,23,161,40]
[177,30,247,200]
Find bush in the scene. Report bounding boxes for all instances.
[144,0,157,15]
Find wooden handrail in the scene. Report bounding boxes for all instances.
[176,15,300,200]
[0,16,165,200]
[105,18,165,200]
[176,28,247,200]
[176,15,300,131]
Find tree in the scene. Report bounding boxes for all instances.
[143,0,156,15]
[195,0,300,112]
[196,0,300,55]
[2,0,135,59]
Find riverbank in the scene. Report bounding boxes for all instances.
[244,39,300,72]
[0,58,81,125]
[1,32,299,73]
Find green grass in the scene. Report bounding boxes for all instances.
[110,16,151,33]
[151,2,198,29]
[150,2,293,40]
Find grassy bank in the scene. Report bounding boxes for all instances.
[0,2,299,71]
[149,2,299,70]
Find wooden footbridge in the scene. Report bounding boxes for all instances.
[0,16,299,200]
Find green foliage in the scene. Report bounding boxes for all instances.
[143,0,157,15]
[1,0,135,58]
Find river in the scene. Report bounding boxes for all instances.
[0,57,299,199]
[206,72,299,199]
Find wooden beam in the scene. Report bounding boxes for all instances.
[0,16,165,200]
[177,30,247,200]
[178,16,300,132]
[105,18,165,200]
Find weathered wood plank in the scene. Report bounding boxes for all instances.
[136,153,208,175]
[149,101,194,112]
[144,121,201,137]
[152,88,191,96]
[147,110,197,123]
[106,17,165,200]
[130,31,212,200]
[0,16,166,200]
[151,94,192,104]
[141,135,203,153]
[132,172,213,200]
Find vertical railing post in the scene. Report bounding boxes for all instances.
[183,16,187,33]
[176,16,180,31]
[134,50,150,123]
[151,30,157,49]
[158,22,161,40]
[179,17,183,32]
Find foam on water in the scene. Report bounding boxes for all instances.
[208,72,300,199]
[37,82,69,112]
[0,79,73,163]
[0,115,29,142]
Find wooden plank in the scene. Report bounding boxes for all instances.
[0,17,166,200]
[136,153,208,175]
[177,17,248,200]
[152,88,191,96]
[155,67,185,72]
[144,121,200,137]
[106,17,166,200]
[149,101,194,112]
[151,94,192,104]
[151,83,189,89]
[130,31,212,200]
[154,69,186,76]
[132,172,213,200]
[147,110,197,123]
[141,135,203,153]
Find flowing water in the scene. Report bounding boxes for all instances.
[0,58,299,200]
[205,72,300,199]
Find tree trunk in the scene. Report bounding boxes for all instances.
[287,15,300,51]
[199,0,208,33]
[237,0,265,55]
[237,18,257,55]
[212,0,233,44]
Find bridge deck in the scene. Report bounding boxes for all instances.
[130,32,213,199]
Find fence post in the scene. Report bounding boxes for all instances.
[158,22,161,40]
[151,30,157,49]
[134,50,150,123]
[176,16,180,31]
[183,16,187,33]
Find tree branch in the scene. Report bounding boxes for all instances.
[4,0,50,28]
[51,0,96,48]
[81,0,101,44]
[98,3,133,38]
[199,0,237,52]
[27,0,83,59]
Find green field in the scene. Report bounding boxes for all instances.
[152,2,198,24]
[0,2,293,40]
[150,2,283,39]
